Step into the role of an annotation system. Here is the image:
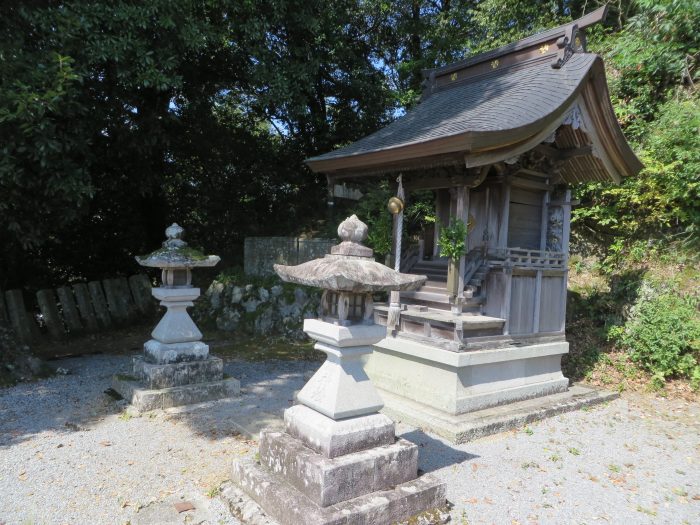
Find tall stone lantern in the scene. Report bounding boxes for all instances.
[227,215,447,525]
[112,223,240,411]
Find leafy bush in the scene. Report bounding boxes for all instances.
[437,218,468,260]
[610,282,700,388]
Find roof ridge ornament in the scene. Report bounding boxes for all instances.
[552,24,586,69]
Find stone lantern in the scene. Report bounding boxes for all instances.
[227,215,446,525]
[112,223,239,411]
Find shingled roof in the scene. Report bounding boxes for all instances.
[306,7,642,184]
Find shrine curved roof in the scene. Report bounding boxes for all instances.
[309,53,595,162]
[305,8,642,183]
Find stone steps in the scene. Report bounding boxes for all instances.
[411,260,449,282]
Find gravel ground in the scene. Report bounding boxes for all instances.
[1,353,698,525]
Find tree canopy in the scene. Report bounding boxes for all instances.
[1,0,697,289]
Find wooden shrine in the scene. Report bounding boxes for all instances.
[305,7,642,442]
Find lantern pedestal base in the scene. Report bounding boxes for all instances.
[228,432,446,525]
[112,375,239,412]
[112,355,239,411]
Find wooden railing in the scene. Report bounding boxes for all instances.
[488,248,565,269]
[463,247,486,285]
[400,242,421,273]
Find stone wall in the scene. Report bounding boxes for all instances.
[244,237,335,277]
[196,278,322,339]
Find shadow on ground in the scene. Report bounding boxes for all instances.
[164,358,320,440]
[399,429,478,473]
[0,354,132,447]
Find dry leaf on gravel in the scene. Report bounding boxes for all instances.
[174,501,195,513]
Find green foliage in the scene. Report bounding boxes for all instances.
[573,0,700,258]
[609,281,700,387]
[351,182,436,260]
[573,94,700,259]
[354,182,393,258]
[594,0,700,137]
[438,218,468,260]
[0,0,395,289]
[467,0,570,53]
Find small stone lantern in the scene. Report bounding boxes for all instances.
[227,215,446,525]
[112,223,239,411]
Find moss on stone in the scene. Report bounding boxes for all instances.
[138,245,209,263]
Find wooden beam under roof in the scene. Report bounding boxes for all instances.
[509,176,553,191]
[535,144,593,162]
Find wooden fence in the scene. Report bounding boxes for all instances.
[0,274,156,344]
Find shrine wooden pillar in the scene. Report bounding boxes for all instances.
[455,186,469,299]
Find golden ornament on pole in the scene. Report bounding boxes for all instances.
[387,196,404,215]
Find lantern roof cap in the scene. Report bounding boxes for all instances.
[136,223,220,269]
[274,215,426,292]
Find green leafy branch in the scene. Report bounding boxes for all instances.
[438,217,468,261]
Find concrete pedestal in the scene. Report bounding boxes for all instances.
[229,455,445,525]
[112,373,239,412]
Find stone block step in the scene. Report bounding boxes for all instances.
[258,431,418,507]
[228,456,445,525]
[399,309,504,329]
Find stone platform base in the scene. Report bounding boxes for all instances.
[367,337,571,416]
[229,455,445,525]
[380,384,618,443]
[112,375,240,411]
